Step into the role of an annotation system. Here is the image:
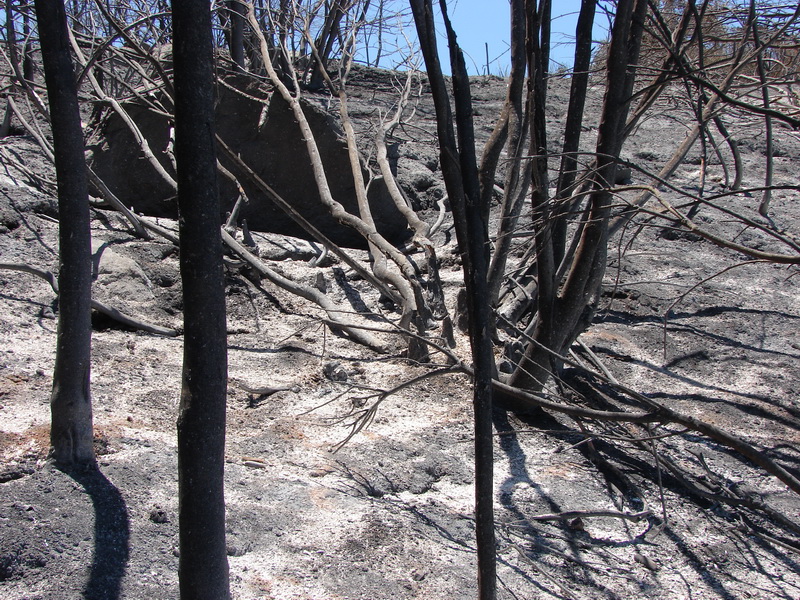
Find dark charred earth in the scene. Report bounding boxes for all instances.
[1,66,799,599]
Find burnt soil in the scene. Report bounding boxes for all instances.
[1,68,799,599]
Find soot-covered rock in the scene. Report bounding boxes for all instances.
[86,73,410,248]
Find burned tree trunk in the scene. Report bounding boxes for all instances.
[34,0,95,468]
[508,0,648,393]
[411,1,497,597]
[172,0,231,598]
[224,0,246,68]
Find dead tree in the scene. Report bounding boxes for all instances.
[9,1,800,582]
[172,0,231,597]
[221,0,246,68]
[489,0,800,405]
[307,0,351,90]
[243,0,447,360]
[411,1,497,597]
[507,0,648,394]
[34,0,95,468]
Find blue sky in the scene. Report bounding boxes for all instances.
[0,1,609,77]
[443,0,609,75]
[362,1,611,75]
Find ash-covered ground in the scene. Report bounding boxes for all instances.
[1,68,799,599]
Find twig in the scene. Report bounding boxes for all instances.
[429,196,448,236]
[575,338,619,385]
[647,423,668,524]
[662,260,769,359]
[231,380,296,396]
[507,540,577,600]
[330,366,460,451]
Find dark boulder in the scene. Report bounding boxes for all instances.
[86,74,409,248]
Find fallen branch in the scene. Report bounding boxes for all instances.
[0,262,178,337]
[326,315,800,497]
[90,299,177,337]
[86,167,150,239]
[221,229,388,353]
[0,147,57,195]
[137,215,179,245]
[230,379,297,396]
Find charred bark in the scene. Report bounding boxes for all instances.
[411,1,497,597]
[34,0,95,468]
[223,0,246,68]
[172,0,231,597]
[509,0,648,393]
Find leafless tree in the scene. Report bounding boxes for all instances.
[239,0,448,360]
[172,0,231,597]
[5,0,800,592]
[409,2,499,596]
[409,0,800,593]
[33,0,96,468]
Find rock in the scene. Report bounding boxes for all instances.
[406,169,436,191]
[0,182,57,231]
[615,165,633,183]
[148,506,169,524]
[86,73,410,249]
[323,361,348,382]
[226,544,247,557]
[92,239,154,302]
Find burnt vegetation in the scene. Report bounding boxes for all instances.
[2,0,800,598]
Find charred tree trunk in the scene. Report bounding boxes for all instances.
[34,0,95,468]
[527,0,556,385]
[172,0,231,598]
[484,0,528,306]
[553,0,596,265]
[509,0,648,393]
[308,1,346,90]
[225,0,246,68]
[411,1,496,598]
[22,8,35,83]
[6,1,33,86]
[750,0,773,216]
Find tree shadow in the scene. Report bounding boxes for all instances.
[65,465,130,600]
[491,408,633,599]
[660,526,748,600]
[332,266,384,320]
[493,408,564,520]
[599,306,800,362]
[6,196,58,255]
[585,340,785,405]
[646,390,800,432]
